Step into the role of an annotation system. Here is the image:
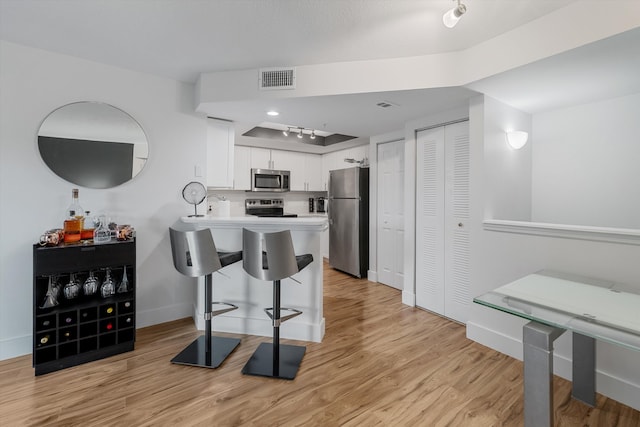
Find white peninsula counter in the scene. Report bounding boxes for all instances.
[180,215,328,342]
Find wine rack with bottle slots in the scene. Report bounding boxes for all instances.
[33,239,136,376]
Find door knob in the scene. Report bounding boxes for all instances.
[458,222,463,227]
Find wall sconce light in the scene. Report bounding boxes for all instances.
[282,127,290,137]
[297,127,304,138]
[506,131,529,149]
[443,0,467,28]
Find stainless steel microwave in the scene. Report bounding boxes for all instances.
[250,168,290,192]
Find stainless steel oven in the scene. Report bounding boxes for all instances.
[250,168,290,192]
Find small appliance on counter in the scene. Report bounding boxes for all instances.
[308,197,315,213]
[245,198,298,217]
[316,197,326,213]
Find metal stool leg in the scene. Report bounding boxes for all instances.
[171,273,241,369]
[242,279,306,379]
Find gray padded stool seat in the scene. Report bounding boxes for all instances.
[241,228,313,380]
[169,226,242,368]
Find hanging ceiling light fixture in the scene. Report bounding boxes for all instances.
[282,127,290,137]
[443,0,467,28]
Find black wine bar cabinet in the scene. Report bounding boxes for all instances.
[32,239,136,375]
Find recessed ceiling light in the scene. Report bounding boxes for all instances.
[267,110,279,116]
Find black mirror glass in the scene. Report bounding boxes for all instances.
[38,102,149,189]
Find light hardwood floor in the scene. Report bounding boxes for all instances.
[1,261,639,426]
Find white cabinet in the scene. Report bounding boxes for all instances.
[239,147,321,192]
[249,147,303,172]
[304,154,323,191]
[321,151,341,192]
[206,118,234,188]
[290,153,322,192]
[271,150,305,191]
[250,147,272,169]
[321,144,369,192]
[233,145,251,190]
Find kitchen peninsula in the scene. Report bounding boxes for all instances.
[180,215,328,342]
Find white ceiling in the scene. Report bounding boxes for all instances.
[2,0,638,139]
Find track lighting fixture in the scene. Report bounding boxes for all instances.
[280,126,318,141]
[443,0,467,28]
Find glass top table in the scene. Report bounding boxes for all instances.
[474,270,640,351]
[475,270,640,426]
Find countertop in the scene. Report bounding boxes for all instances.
[180,214,328,231]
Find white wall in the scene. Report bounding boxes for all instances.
[483,96,533,221]
[466,94,640,411]
[532,93,640,228]
[0,41,205,360]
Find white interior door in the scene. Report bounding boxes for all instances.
[377,140,405,289]
[415,122,470,323]
[415,127,445,313]
[443,122,471,323]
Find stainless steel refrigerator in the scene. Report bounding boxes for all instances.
[328,167,369,278]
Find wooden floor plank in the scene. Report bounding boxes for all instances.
[1,261,638,426]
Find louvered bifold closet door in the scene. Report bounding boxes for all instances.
[443,121,471,324]
[415,127,445,314]
[415,121,470,324]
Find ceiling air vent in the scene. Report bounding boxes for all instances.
[376,101,399,108]
[259,67,296,90]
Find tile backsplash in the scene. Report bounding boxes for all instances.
[207,190,327,216]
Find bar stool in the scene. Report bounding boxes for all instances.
[169,226,242,368]
[241,228,313,380]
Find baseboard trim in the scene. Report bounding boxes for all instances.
[193,310,325,343]
[0,334,31,360]
[401,290,415,306]
[466,321,640,411]
[136,302,193,329]
[367,270,377,282]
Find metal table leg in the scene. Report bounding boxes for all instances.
[572,332,596,406]
[523,321,565,427]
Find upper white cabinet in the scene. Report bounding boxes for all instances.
[233,145,251,190]
[321,144,370,191]
[206,118,234,188]
[250,147,272,169]
[249,147,301,171]
[304,154,323,191]
[233,147,324,192]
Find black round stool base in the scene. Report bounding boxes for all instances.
[171,335,240,369]
[242,342,306,380]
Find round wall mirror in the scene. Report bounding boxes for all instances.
[38,102,149,189]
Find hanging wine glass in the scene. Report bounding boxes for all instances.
[117,265,130,293]
[63,273,81,299]
[40,275,59,308]
[100,268,115,298]
[83,270,99,296]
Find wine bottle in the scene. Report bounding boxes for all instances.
[40,334,50,345]
[67,188,84,219]
[64,188,84,242]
